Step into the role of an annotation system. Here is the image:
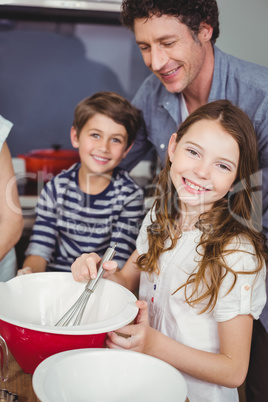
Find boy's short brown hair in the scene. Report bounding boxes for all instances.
[73,91,142,148]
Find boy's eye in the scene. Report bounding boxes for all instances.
[111,138,122,144]
[91,133,100,139]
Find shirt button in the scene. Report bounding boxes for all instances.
[243,284,250,291]
[160,144,165,149]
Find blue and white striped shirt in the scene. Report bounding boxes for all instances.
[25,163,145,271]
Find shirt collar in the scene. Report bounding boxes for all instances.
[208,46,228,102]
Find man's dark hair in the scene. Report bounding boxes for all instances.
[121,0,220,44]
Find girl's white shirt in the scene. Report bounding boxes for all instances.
[137,210,267,402]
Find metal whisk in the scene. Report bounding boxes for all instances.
[56,244,117,326]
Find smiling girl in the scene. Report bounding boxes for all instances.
[71,100,267,402]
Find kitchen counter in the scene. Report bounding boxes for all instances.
[0,351,39,402]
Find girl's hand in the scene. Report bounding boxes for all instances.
[106,300,157,354]
[71,252,118,283]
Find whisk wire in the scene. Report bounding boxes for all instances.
[56,291,90,326]
[55,244,117,327]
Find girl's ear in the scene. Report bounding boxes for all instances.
[70,126,79,149]
[168,133,177,163]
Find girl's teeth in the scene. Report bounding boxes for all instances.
[185,179,205,191]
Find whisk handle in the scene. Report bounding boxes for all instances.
[85,244,116,293]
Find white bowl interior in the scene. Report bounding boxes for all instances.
[0,273,138,334]
[33,349,187,402]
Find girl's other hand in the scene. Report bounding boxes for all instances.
[106,300,157,354]
[71,252,118,283]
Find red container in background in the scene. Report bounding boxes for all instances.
[18,148,80,181]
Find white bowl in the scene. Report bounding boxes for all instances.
[32,348,188,402]
[0,272,138,334]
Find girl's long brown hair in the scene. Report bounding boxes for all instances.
[137,100,268,313]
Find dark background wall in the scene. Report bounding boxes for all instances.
[0,19,150,156]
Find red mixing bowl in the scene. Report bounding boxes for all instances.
[0,320,107,374]
[0,273,138,374]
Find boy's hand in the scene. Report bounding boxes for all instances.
[71,252,118,282]
[17,266,34,275]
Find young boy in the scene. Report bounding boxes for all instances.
[18,91,144,274]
